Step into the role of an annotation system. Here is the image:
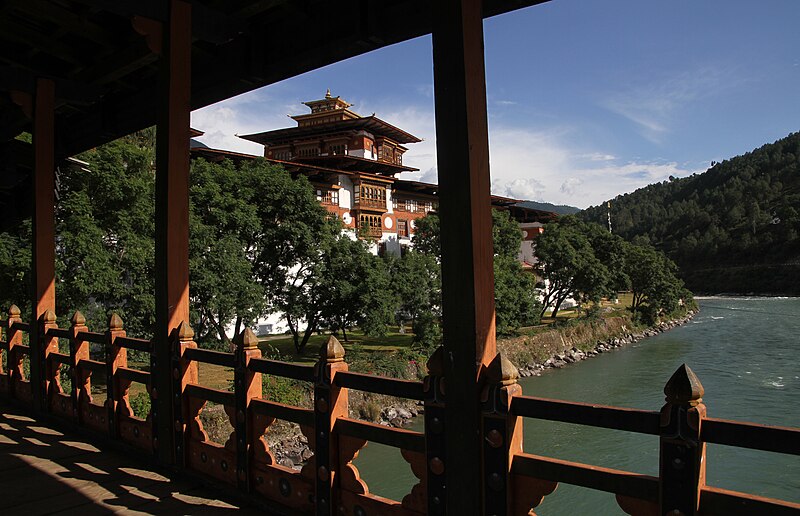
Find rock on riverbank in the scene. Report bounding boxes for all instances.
[513,311,697,378]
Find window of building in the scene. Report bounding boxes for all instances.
[358,214,382,237]
[398,219,409,238]
[405,199,418,212]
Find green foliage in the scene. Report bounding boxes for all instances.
[260,345,311,406]
[535,216,611,318]
[412,310,442,353]
[59,129,157,335]
[190,158,267,343]
[385,250,441,326]
[129,392,152,419]
[580,132,800,294]
[410,209,542,336]
[494,256,541,333]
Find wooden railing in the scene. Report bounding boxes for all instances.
[1,305,798,515]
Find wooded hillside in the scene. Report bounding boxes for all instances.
[580,132,800,294]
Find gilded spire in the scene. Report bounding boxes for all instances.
[325,88,332,98]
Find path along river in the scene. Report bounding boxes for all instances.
[353,297,800,513]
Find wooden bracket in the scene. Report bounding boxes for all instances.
[131,15,163,55]
[9,90,32,119]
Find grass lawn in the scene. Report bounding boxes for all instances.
[258,329,416,364]
[126,294,637,392]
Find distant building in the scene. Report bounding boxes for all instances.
[190,92,558,334]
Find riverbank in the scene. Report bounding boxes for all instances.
[263,309,697,468]
[506,310,697,378]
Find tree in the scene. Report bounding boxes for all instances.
[625,244,687,321]
[189,158,265,344]
[57,129,157,335]
[410,209,540,334]
[535,219,610,318]
[319,235,397,342]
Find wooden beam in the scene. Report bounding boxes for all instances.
[432,0,496,511]
[30,77,56,412]
[153,0,192,466]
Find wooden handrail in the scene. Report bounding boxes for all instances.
[512,452,659,501]
[512,395,661,435]
[182,347,236,368]
[335,370,424,400]
[250,398,314,426]
[45,327,71,339]
[700,486,800,515]
[11,321,30,332]
[76,331,107,344]
[702,417,800,456]
[116,366,150,385]
[185,383,235,406]
[78,358,105,374]
[114,336,152,353]
[335,417,425,453]
[48,352,71,366]
[248,357,314,382]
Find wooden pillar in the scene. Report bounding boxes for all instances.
[154,0,192,465]
[106,313,126,439]
[314,336,348,515]
[659,364,707,515]
[30,77,56,412]
[233,328,262,492]
[432,0,496,510]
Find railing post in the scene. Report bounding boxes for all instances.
[482,353,522,516]
[70,311,89,424]
[660,364,706,515]
[106,313,126,439]
[233,328,262,493]
[39,309,59,409]
[314,336,348,515]
[423,346,447,515]
[6,305,23,398]
[172,321,198,467]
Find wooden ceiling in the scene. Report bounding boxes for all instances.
[0,0,550,160]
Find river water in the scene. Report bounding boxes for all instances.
[354,297,800,513]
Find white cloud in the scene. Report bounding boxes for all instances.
[190,89,704,210]
[601,66,739,143]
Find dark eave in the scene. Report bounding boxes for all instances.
[239,115,423,146]
[293,154,417,175]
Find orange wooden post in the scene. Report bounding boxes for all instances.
[106,313,126,438]
[31,77,57,412]
[482,353,523,515]
[171,321,198,466]
[233,328,262,492]
[659,364,707,515]
[70,311,90,424]
[6,305,24,398]
[432,0,496,510]
[154,0,192,465]
[314,336,348,515]
[39,309,59,409]
[423,346,446,514]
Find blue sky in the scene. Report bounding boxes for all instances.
[191,0,800,209]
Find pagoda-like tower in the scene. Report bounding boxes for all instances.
[239,91,433,251]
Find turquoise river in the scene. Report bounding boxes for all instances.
[353,297,800,514]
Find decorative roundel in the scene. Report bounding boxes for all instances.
[342,212,352,225]
[384,216,393,229]
[409,219,416,229]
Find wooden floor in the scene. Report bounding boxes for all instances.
[0,401,263,515]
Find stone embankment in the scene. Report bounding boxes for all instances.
[514,311,696,378]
